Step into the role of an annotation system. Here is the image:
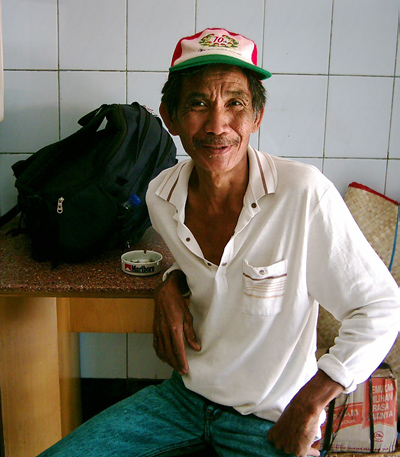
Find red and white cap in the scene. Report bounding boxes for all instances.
[170,28,271,80]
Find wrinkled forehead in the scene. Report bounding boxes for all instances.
[179,64,251,97]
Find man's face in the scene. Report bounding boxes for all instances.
[164,65,264,175]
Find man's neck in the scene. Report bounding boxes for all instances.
[188,158,249,214]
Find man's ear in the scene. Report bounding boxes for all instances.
[159,102,179,136]
[252,106,265,134]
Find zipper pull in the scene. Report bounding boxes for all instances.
[57,197,64,214]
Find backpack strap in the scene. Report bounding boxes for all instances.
[78,104,121,131]
[0,205,20,228]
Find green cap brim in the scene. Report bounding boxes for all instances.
[169,54,272,80]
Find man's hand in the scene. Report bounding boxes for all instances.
[268,370,344,457]
[153,270,200,375]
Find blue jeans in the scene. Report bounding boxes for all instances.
[38,371,286,457]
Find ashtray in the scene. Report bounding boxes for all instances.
[121,250,163,276]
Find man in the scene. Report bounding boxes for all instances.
[39,28,399,457]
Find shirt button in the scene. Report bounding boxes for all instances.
[221,262,227,267]
[207,262,212,267]
[186,237,190,242]
[251,202,257,208]
[259,270,265,275]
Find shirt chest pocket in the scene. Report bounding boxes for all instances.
[242,259,287,316]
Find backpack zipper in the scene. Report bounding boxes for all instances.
[57,197,64,214]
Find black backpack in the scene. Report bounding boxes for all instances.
[9,102,177,265]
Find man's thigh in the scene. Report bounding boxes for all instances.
[209,407,287,457]
[38,375,206,457]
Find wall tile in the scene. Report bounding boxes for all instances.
[59,0,126,70]
[259,75,328,157]
[127,71,183,156]
[325,76,393,158]
[323,158,387,196]
[386,159,400,201]
[128,0,195,72]
[127,71,166,114]
[263,0,332,75]
[330,0,398,76]
[0,153,30,216]
[2,0,57,70]
[389,78,400,158]
[59,71,126,139]
[397,31,400,77]
[128,334,173,379]
[80,333,127,378]
[296,157,323,172]
[196,0,264,53]
[0,71,59,153]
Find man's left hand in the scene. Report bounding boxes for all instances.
[267,401,321,457]
[268,370,344,457]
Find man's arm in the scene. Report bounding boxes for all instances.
[153,269,201,375]
[268,369,344,457]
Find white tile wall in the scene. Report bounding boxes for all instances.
[0,71,59,152]
[1,0,399,379]
[323,158,388,196]
[128,0,195,72]
[80,333,127,378]
[2,0,58,69]
[325,76,394,158]
[263,0,333,75]
[260,75,328,157]
[60,71,126,138]
[196,0,265,49]
[330,0,399,76]
[390,78,400,158]
[59,0,127,71]
[127,334,173,379]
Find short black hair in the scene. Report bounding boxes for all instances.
[161,64,267,119]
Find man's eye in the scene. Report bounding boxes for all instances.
[190,101,206,108]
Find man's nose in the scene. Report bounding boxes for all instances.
[204,105,230,135]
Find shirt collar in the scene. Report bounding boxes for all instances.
[155,145,277,209]
[247,145,277,202]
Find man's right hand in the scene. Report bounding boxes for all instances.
[153,270,201,375]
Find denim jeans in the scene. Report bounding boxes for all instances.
[38,371,287,457]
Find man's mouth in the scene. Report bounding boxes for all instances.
[193,136,240,150]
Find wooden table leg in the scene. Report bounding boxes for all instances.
[0,296,82,457]
[56,298,82,438]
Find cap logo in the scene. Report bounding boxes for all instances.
[169,28,272,80]
[199,33,239,50]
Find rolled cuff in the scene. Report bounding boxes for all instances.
[162,262,191,298]
[162,262,182,282]
[317,353,357,393]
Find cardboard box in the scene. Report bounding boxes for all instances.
[319,366,398,453]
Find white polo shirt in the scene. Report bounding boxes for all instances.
[146,145,400,422]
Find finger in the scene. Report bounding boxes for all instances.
[170,326,190,374]
[183,314,201,351]
[307,447,320,457]
[160,325,189,375]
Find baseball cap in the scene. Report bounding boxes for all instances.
[170,28,271,80]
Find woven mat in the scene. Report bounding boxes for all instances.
[317,182,400,406]
[344,183,399,285]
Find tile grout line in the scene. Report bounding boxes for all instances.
[321,0,335,175]
[125,0,128,104]
[57,0,61,142]
[383,12,400,195]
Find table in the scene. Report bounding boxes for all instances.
[0,221,174,457]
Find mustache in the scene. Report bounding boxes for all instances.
[193,136,240,149]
